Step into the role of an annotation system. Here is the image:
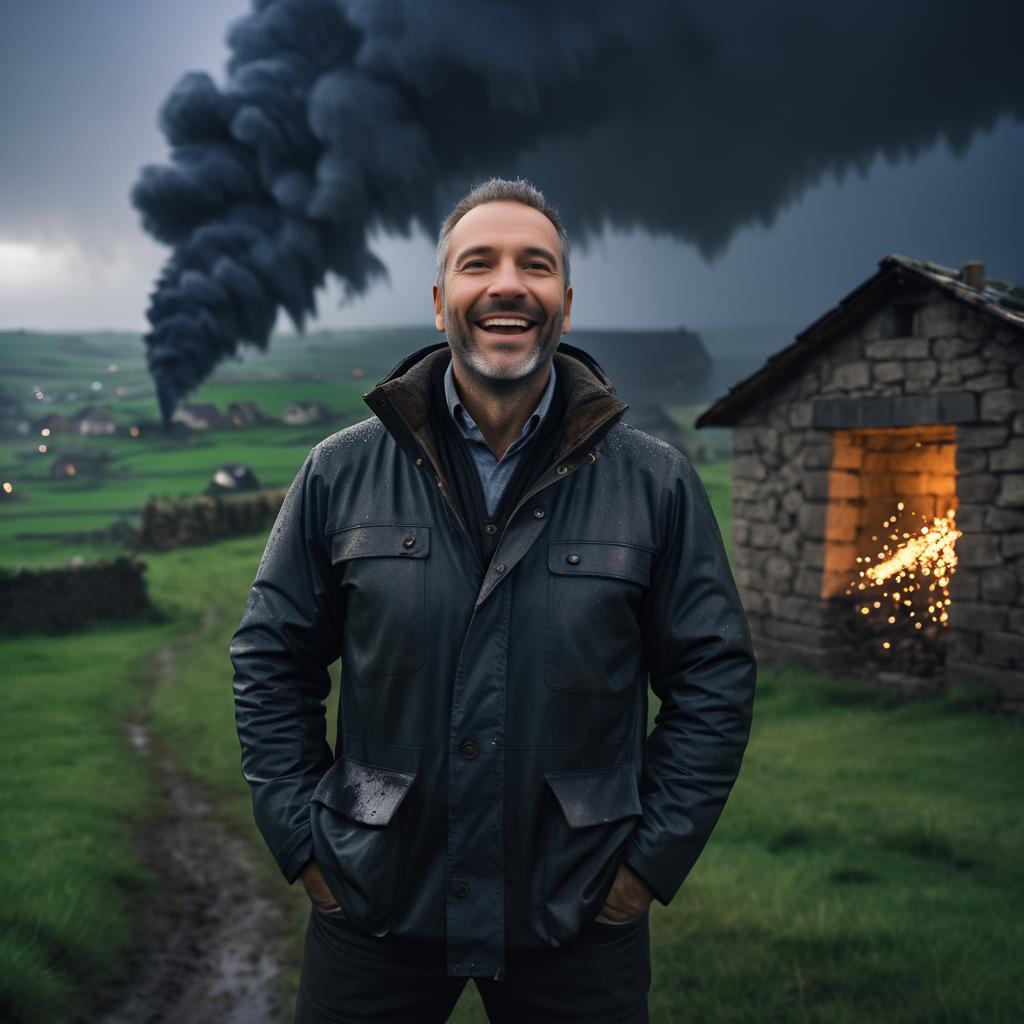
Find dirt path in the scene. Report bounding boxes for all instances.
[90,633,289,1024]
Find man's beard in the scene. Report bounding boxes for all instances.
[443,294,564,385]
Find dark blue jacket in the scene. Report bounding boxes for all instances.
[229,341,756,980]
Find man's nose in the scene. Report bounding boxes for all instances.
[487,258,526,298]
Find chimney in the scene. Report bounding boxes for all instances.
[960,261,985,289]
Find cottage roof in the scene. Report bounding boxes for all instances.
[696,254,1024,428]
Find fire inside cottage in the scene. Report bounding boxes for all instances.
[697,255,1024,707]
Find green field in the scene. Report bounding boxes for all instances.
[2,330,1022,1023]
[6,538,1022,1023]
[0,329,422,567]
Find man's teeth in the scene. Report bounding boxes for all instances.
[481,318,531,328]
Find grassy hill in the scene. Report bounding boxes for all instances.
[0,328,432,567]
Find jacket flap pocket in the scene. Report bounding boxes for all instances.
[544,763,643,828]
[547,542,651,586]
[329,525,430,563]
[312,756,417,826]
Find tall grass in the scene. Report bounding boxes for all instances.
[0,622,170,1021]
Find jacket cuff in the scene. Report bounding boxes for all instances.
[622,844,679,907]
[278,827,314,885]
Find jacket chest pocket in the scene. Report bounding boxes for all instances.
[545,541,652,696]
[330,525,430,678]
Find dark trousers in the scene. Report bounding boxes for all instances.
[295,905,651,1024]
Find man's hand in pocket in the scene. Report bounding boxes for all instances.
[595,861,654,924]
[300,859,344,913]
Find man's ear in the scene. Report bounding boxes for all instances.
[433,284,445,332]
[561,286,573,334]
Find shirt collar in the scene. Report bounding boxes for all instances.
[443,356,557,443]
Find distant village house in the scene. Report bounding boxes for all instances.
[205,462,261,494]
[69,405,117,436]
[49,452,111,479]
[281,400,331,425]
[228,400,270,427]
[172,403,226,430]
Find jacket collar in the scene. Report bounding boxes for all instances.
[362,340,628,474]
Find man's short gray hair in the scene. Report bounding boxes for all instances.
[434,177,571,290]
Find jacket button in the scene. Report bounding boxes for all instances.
[566,553,580,565]
[484,523,497,535]
[495,563,507,574]
[415,457,423,466]
[585,451,597,463]
[461,739,479,759]
[403,535,415,548]
[454,964,464,974]
[556,464,569,476]
[453,882,470,898]
[533,508,545,519]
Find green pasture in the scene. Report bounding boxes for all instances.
[0,619,171,1021]
[3,329,1022,1022]
[4,524,1022,1022]
[0,330,402,567]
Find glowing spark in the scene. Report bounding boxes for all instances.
[846,504,960,647]
[865,513,959,588]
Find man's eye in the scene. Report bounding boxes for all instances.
[463,260,488,269]
[526,262,551,271]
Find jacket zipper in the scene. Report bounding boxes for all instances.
[369,389,486,576]
[433,470,485,575]
[496,403,627,548]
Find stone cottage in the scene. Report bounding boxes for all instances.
[697,255,1024,706]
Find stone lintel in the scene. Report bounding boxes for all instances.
[811,391,978,429]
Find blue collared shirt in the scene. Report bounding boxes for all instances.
[443,359,558,520]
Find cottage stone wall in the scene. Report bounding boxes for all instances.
[731,291,1024,705]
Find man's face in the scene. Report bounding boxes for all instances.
[433,201,573,383]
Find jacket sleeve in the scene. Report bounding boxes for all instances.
[623,454,756,905]
[229,445,343,884]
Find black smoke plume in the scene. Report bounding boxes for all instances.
[133,0,1024,421]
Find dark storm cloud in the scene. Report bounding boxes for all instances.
[133,0,1024,420]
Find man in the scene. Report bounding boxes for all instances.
[230,177,756,1024]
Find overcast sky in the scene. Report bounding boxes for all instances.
[1,1,1021,341]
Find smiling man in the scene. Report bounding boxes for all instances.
[230,177,757,1024]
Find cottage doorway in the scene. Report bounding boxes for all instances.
[822,425,960,682]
